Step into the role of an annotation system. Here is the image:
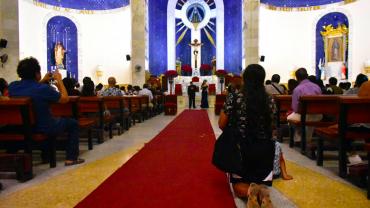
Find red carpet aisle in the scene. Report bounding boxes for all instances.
[75,110,235,208]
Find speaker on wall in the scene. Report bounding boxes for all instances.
[0,39,7,49]
[260,55,265,62]
[126,54,131,61]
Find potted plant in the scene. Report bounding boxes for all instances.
[200,64,212,76]
[181,64,192,76]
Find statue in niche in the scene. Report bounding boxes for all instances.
[211,56,216,75]
[54,42,66,69]
[189,39,203,69]
[176,57,182,75]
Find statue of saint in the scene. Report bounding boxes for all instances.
[176,57,182,75]
[189,39,203,69]
[54,42,66,69]
[211,56,216,75]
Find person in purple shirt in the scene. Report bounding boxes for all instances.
[287,68,322,143]
[8,57,84,166]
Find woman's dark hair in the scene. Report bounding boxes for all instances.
[63,77,75,96]
[242,64,272,140]
[95,83,103,91]
[17,57,41,80]
[81,77,95,96]
[355,73,368,88]
[287,79,298,94]
[0,78,8,94]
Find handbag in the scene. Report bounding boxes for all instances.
[212,94,244,175]
[212,125,244,175]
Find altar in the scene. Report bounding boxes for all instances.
[173,75,222,95]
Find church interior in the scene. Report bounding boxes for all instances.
[1,0,370,207]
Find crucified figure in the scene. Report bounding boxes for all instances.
[189,39,203,68]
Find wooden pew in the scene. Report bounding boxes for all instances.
[164,95,177,115]
[0,98,56,169]
[51,96,95,150]
[124,95,143,123]
[315,96,370,179]
[273,95,292,142]
[103,96,126,133]
[79,97,113,143]
[214,94,226,115]
[139,95,150,119]
[365,143,370,199]
[122,96,134,126]
[293,95,339,155]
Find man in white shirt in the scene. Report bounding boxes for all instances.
[139,84,154,108]
[265,74,285,95]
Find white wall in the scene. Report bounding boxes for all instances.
[19,0,132,85]
[259,0,370,83]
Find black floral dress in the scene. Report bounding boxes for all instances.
[223,92,275,185]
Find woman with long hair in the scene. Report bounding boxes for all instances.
[219,64,275,208]
[200,80,209,108]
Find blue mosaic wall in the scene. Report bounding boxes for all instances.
[201,18,216,66]
[261,0,343,7]
[38,0,130,10]
[316,12,348,78]
[224,0,243,74]
[176,19,191,67]
[47,16,78,79]
[149,0,168,75]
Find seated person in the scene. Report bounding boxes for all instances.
[287,68,322,143]
[326,77,343,94]
[81,77,96,97]
[139,83,154,108]
[102,77,122,96]
[344,74,368,95]
[8,57,84,166]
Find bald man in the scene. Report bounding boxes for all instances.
[102,77,123,96]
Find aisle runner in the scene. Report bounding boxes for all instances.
[76,110,235,208]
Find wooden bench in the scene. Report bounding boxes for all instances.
[124,96,143,123]
[365,143,370,199]
[273,95,292,142]
[315,96,370,179]
[79,97,113,143]
[214,94,226,115]
[290,95,339,155]
[164,95,177,115]
[103,96,127,133]
[0,98,56,169]
[51,96,95,150]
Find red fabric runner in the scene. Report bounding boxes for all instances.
[75,110,235,208]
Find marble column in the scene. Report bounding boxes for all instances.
[244,0,260,66]
[131,0,146,86]
[0,0,19,82]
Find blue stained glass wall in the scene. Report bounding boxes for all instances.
[149,0,168,75]
[201,18,216,66]
[316,12,348,78]
[224,0,243,74]
[47,16,78,79]
[176,20,191,67]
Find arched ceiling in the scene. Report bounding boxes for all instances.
[37,0,130,10]
[260,0,343,7]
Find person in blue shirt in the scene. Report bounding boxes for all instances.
[8,57,84,166]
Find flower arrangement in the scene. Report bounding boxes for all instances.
[216,69,227,77]
[181,64,192,76]
[165,70,178,78]
[200,64,212,76]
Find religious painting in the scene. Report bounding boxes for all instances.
[327,36,344,62]
[321,24,348,64]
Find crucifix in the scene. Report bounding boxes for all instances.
[189,39,203,69]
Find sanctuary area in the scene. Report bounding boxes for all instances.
[0,1,370,208]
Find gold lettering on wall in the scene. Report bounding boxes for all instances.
[33,0,47,8]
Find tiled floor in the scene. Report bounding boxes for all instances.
[0,102,369,207]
